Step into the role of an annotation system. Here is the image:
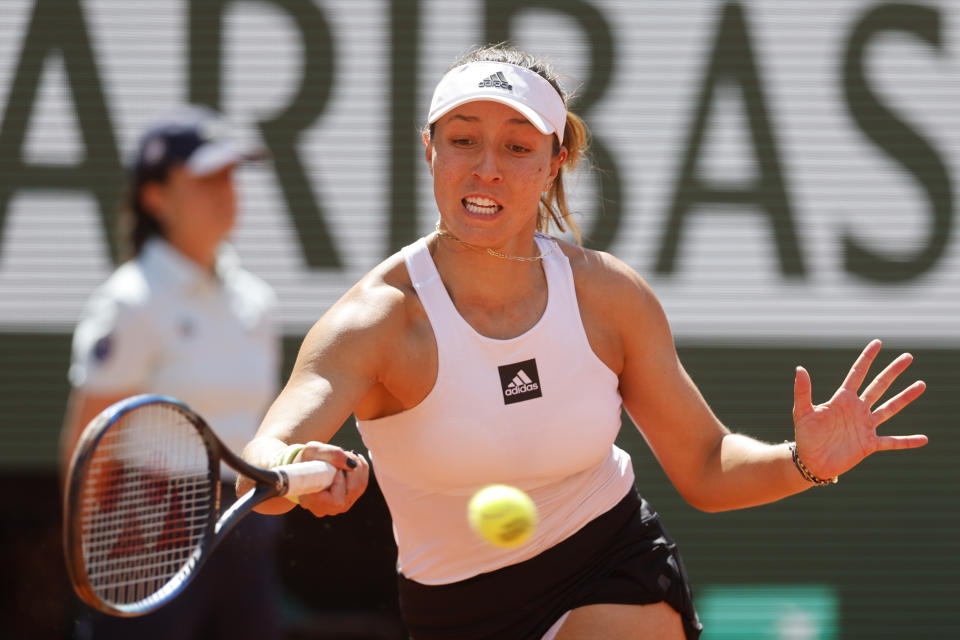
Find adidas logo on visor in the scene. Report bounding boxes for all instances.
[498,358,542,405]
[478,71,512,91]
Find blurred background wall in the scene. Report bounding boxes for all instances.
[0,1,956,638]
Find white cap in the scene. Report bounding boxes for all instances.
[428,61,567,144]
[133,106,268,180]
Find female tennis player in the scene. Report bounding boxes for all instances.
[239,45,927,639]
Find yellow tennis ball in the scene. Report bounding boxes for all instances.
[467,484,538,548]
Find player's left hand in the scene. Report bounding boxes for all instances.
[792,339,927,481]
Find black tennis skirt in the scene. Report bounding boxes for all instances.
[398,487,702,639]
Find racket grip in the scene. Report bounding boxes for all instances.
[276,460,337,497]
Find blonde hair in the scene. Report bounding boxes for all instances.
[428,44,590,245]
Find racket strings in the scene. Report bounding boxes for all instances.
[79,403,214,607]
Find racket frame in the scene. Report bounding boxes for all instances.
[63,394,296,617]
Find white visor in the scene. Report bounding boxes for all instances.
[427,61,567,144]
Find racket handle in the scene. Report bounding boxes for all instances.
[276,460,337,497]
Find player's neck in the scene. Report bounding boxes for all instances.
[431,234,548,319]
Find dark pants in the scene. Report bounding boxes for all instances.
[73,487,283,640]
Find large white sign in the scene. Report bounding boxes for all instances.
[0,0,956,344]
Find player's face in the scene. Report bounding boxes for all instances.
[147,164,238,259]
[425,101,566,252]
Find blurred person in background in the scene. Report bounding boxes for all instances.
[59,106,284,640]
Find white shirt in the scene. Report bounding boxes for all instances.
[356,235,634,584]
[69,238,280,479]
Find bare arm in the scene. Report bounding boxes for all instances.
[612,275,808,511]
[238,276,408,515]
[606,258,925,512]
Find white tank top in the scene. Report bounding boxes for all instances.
[356,234,635,585]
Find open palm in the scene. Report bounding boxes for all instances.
[792,339,927,481]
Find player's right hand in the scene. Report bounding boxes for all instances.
[295,441,369,517]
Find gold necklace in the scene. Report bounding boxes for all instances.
[434,221,558,263]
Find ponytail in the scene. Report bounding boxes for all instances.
[538,112,589,244]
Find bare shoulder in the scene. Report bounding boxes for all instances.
[557,240,661,316]
[300,249,436,416]
[555,239,668,375]
[295,249,434,396]
[313,251,422,350]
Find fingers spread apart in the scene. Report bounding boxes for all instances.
[860,352,914,408]
[841,339,882,393]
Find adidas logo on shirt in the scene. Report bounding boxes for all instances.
[478,71,513,91]
[497,359,542,405]
[506,370,536,394]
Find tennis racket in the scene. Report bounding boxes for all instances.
[63,393,336,617]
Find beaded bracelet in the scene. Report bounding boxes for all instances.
[788,442,838,486]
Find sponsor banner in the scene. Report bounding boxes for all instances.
[0,0,957,343]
